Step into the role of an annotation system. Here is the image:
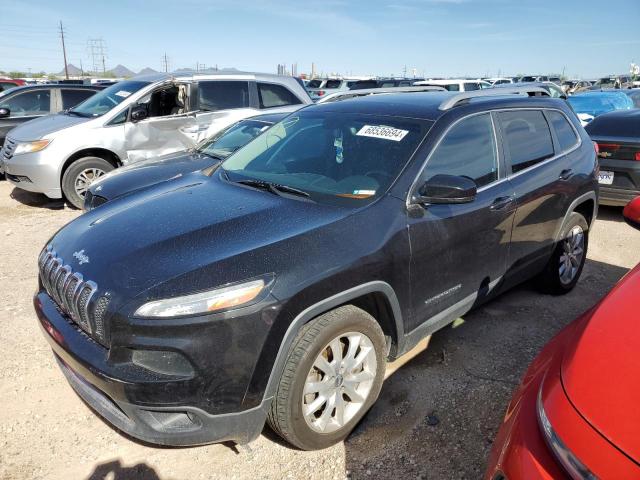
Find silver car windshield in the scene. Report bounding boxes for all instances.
[69,80,150,117]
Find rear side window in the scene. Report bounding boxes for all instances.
[547,111,578,152]
[257,83,301,109]
[198,81,250,111]
[0,89,50,116]
[61,89,96,109]
[464,82,480,91]
[424,113,498,188]
[444,84,460,92]
[498,110,554,173]
[324,80,342,89]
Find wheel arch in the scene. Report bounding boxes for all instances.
[60,148,121,183]
[554,190,598,242]
[262,281,404,402]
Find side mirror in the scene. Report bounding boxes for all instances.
[0,107,10,118]
[413,174,477,205]
[623,196,640,230]
[130,105,148,122]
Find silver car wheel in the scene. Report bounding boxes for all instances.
[559,225,584,285]
[74,168,106,197]
[302,332,377,434]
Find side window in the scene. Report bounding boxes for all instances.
[61,89,96,109]
[547,111,579,152]
[0,89,50,117]
[257,83,301,109]
[198,81,249,111]
[445,84,460,92]
[498,110,554,173]
[464,82,480,91]
[423,113,498,188]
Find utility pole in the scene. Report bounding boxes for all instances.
[161,53,170,72]
[59,21,69,79]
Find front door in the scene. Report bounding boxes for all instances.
[123,83,197,163]
[407,113,516,332]
[0,88,52,144]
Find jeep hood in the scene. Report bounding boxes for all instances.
[47,172,352,305]
[89,151,218,204]
[8,112,89,141]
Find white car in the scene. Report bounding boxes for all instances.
[413,79,492,92]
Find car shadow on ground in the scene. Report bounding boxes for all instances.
[597,204,624,222]
[342,258,629,479]
[8,186,66,210]
[86,459,161,480]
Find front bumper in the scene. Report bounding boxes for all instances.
[2,149,61,198]
[34,291,271,446]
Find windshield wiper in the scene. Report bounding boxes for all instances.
[236,179,310,198]
[66,110,88,117]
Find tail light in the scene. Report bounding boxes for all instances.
[317,90,325,96]
[636,152,640,161]
[593,141,599,155]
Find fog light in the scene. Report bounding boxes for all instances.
[131,350,194,377]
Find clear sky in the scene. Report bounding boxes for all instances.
[1,0,639,79]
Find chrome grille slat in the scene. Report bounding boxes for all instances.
[37,247,106,344]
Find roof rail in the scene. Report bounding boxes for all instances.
[438,86,550,110]
[316,86,446,104]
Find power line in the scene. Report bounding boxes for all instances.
[161,53,170,73]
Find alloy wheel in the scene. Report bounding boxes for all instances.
[559,225,585,285]
[302,332,377,434]
[74,168,106,198]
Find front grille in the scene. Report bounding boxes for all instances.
[2,137,16,161]
[38,246,109,346]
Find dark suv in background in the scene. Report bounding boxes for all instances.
[34,87,597,451]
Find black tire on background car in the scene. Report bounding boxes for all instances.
[537,212,589,295]
[62,156,114,209]
[267,305,386,450]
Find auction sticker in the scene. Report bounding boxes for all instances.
[115,90,132,98]
[356,125,409,142]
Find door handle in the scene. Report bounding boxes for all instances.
[559,169,573,180]
[490,196,514,211]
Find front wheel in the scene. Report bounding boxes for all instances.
[267,305,386,450]
[62,156,114,209]
[537,212,589,294]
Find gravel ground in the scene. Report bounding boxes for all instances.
[1,181,638,480]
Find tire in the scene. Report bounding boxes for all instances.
[267,305,386,450]
[537,212,589,294]
[61,156,114,209]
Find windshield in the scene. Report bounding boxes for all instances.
[221,111,432,203]
[69,80,150,117]
[198,119,273,159]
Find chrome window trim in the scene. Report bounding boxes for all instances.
[406,107,582,205]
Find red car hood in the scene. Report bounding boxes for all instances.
[562,263,640,463]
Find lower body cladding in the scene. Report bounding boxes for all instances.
[598,158,640,206]
[34,291,276,446]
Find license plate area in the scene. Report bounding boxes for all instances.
[598,171,614,185]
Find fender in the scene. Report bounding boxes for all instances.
[554,190,598,242]
[261,281,404,402]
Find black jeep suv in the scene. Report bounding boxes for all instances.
[34,88,598,451]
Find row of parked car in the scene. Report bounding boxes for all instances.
[3,71,639,477]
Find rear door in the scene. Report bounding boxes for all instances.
[0,88,52,145]
[407,112,516,332]
[497,108,577,277]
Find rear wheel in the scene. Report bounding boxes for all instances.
[537,212,588,294]
[267,305,386,450]
[62,156,114,209]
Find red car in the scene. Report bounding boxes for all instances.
[0,78,26,92]
[486,197,640,480]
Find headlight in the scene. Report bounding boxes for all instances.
[134,279,267,318]
[14,139,52,155]
[537,386,596,480]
